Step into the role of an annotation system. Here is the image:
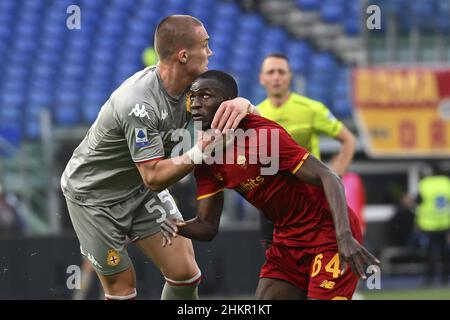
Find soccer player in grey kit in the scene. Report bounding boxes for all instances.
[61,15,257,300]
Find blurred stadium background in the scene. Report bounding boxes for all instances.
[0,0,449,299]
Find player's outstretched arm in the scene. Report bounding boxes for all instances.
[294,155,380,279]
[161,191,224,246]
[211,97,259,133]
[136,155,195,192]
[136,131,216,192]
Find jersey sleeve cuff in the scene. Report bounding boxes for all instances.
[134,155,164,163]
[196,189,224,200]
[291,153,310,174]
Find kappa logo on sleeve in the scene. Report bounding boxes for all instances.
[135,128,150,148]
[128,103,150,120]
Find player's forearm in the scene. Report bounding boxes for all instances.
[331,140,356,177]
[143,154,194,192]
[320,172,352,238]
[178,217,218,242]
[330,136,356,177]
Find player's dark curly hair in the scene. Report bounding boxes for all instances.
[196,70,238,100]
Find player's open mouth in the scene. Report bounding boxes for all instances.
[192,114,203,121]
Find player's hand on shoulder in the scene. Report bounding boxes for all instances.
[211,97,251,133]
[337,232,380,279]
[160,218,186,247]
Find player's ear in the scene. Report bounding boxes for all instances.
[178,49,188,64]
[259,72,265,86]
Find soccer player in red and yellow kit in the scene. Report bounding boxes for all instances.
[161,70,379,300]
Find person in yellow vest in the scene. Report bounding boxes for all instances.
[416,164,450,286]
[142,46,159,67]
[257,53,357,249]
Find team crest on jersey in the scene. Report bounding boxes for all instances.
[135,128,149,148]
[214,173,223,181]
[107,249,121,267]
[237,155,247,168]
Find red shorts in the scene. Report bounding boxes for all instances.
[260,225,363,300]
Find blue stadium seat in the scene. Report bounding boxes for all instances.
[2,80,27,94]
[0,104,22,122]
[137,0,166,11]
[24,118,40,140]
[263,27,288,48]
[128,19,156,37]
[61,64,85,81]
[164,0,190,14]
[0,91,25,107]
[239,14,265,33]
[321,0,345,23]
[258,43,286,62]
[124,34,150,51]
[91,50,117,66]
[251,85,267,105]
[235,33,260,49]
[90,64,114,80]
[37,51,63,66]
[96,37,119,51]
[100,21,125,39]
[14,38,38,53]
[0,24,11,42]
[15,23,39,40]
[56,91,81,106]
[436,0,450,33]
[54,104,82,127]
[286,41,312,72]
[410,1,437,32]
[191,0,216,8]
[213,19,237,35]
[231,46,256,64]
[307,84,330,107]
[111,0,137,11]
[215,2,241,19]
[0,0,16,11]
[41,36,66,52]
[296,0,320,11]
[82,103,102,124]
[189,1,216,26]
[0,123,22,148]
[344,14,361,36]
[28,91,54,109]
[332,98,353,118]
[21,0,45,10]
[209,32,233,53]
[65,50,90,65]
[5,65,29,80]
[311,52,337,72]
[82,92,108,123]
[208,50,228,69]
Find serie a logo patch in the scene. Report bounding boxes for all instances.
[135,128,149,148]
